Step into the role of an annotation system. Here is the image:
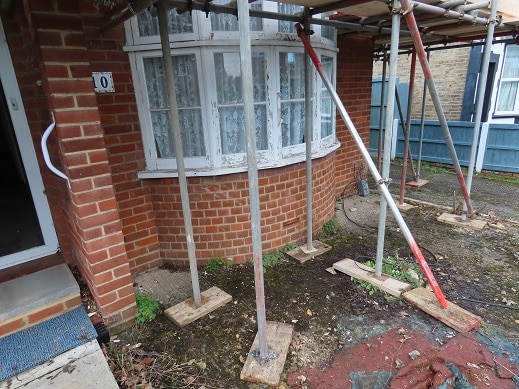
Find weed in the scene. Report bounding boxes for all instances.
[352,255,424,295]
[135,292,160,325]
[262,243,298,268]
[318,218,338,239]
[204,257,232,273]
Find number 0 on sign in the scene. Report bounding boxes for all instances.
[92,72,115,93]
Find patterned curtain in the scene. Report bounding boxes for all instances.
[137,8,193,36]
[210,0,263,31]
[280,52,305,147]
[214,52,268,154]
[143,55,205,158]
[321,55,334,138]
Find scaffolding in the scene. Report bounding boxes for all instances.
[99,0,517,385]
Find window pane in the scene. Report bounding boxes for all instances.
[278,4,303,33]
[502,46,519,78]
[321,55,334,138]
[143,55,205,158]
[321,18,335,41]
[210,0,262,31]
[214,52,267,154]
[137,8,193,36]
[497,81,518,112]
[280,52,305,147]
[219,105,267,154]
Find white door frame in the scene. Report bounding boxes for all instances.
[0,19,59,269]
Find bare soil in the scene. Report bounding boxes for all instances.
[106,164,519,388]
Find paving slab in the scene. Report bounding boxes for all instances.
[0,340,117,389]
[134,268,195,307]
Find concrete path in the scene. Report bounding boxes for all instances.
[0,340,117,389]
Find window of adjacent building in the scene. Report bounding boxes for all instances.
[496,45,519,115]
[125,2,338,176]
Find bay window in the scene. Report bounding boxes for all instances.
[125,2,339,177]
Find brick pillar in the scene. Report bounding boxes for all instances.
[26,0,136,327]
[335,35,374,197]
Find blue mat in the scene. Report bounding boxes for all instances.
[0,306,97,381]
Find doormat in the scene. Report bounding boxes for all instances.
[0,306,96,382]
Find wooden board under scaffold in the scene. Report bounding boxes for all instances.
[333,258,412,297]
[403,287,482,332]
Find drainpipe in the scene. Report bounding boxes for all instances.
[462,0,499,221]
[400,0,475,218]
[399,49,416,205]
[237,0,269,362]
[375,0,400,278]
[157,0,201,304]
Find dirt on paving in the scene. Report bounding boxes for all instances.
[104,162,519,389]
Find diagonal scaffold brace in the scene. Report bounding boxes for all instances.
[400,0,475,218]
[295,23,448,309]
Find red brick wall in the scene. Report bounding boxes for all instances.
[78,2,161,274]
[150,154,336,265]
[3,0,137,328]
[334,34,374,196]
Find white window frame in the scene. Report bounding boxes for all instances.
[494,44,519,116]
[130,47,212,170]
[125,7,340,177]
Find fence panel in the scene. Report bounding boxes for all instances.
[483,124,519,173]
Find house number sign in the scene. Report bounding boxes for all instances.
[92,72,115,93]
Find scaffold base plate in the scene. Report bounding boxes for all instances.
[437,213,487,231]
[164,286,232,327]
[240,321,293,387]
[286,240,331,263]
[396,202,416,212]
[406,179,429,188]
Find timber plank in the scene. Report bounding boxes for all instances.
[164,286,232,327]
[437,213,487,231]
[333,258,412,297]
[403,287,482,332]
[240,321,293,387]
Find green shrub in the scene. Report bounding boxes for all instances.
[135,292,160,325]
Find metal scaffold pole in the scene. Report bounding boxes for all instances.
[399,49,417,205]
[237,0,268,360]
[157,0,201,304]
[462,0,499,220]
[304,11,315,253]
[400,0,475,217]
[416,50,430,181]
[377,50,387,173]
[376,0,400,278]
[295,23,448,308]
